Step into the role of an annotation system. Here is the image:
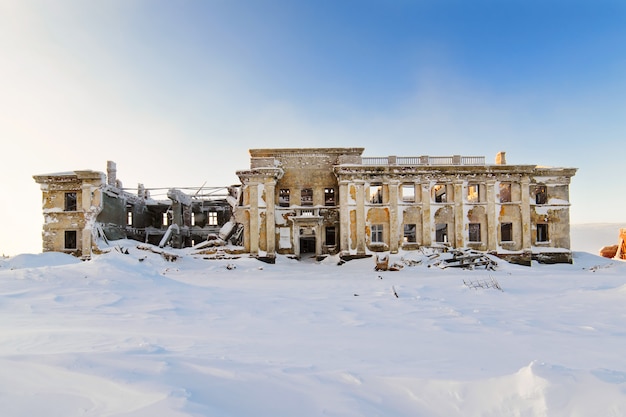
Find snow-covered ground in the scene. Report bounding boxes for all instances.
[1,240,625,416]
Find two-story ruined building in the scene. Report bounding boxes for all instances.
[235,148,577,265]
[33,161,238,258]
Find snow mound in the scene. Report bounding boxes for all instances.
[0,252,82,270]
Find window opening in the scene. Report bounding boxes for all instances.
[371,224,383,243]
[127,210,133,226]
[467,184,480,203]
[301,188,313,206]
[469,223,481,242]
[537,223,549,242]
[369,185,382,204]
[402,184,415,202]
[207,211,218,226]
[500,183,512,203]
[279,189,290,207]
[433,184,447,203]
[324,188,335,206]
[436,223,448,243]
[64,192,77,211]
[403,224,416,243]
[162,212,169,226]
[535,185,547,205]
[64,230,77,250]
[191,212,196,226]
[501,223,513,242]
[325,227,336,246]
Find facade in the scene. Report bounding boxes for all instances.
[34,161,237,258]
[236,148,577,265]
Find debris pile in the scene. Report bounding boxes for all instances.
[430,248,498,270]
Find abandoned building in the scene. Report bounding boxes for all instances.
[235,148,577,265]
[33,161,239,259]
[34,148,577,265]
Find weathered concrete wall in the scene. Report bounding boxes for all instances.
[33,170,105,258]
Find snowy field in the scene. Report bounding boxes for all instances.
[1,239,625,416]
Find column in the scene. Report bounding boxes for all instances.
[421,183,431,245]
[454,181,464,248]
[264,178,276,257]
[486,179,497,251]
[249,182,259,255]
[355,181,366,255]
[521,176,531,250]
[388,181,399,253]
[339,181,350,254]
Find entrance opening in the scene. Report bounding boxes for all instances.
[299,226,316,257]
[300,236,316,254]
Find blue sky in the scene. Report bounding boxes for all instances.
[1,0,625,255]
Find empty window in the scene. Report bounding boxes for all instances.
[403,224,417,243]
[467,184,480,203]
[436,223,448,243]
[191,212,196,226]
[371,224,383,243]
[402,184,415,202]
[279,189,290,207]
[324,188,335,206]
[301,188,313,206]
[162,212,169,226]
[369,185,382,204]
[64,230,77,250]
[535,185,547,205]
[500,183,512,203]
[325,226,336,246]
[64,192,77,211]
[501,223,513,242]
[433,184,447,203]
[469,223,481,242]
[127,210,133,226]
[207,211,218,226]
[537,223,549,242]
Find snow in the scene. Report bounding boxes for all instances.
[1,239,626,416]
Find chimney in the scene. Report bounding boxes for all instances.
[107,161,117,186]
[495,152,506,165]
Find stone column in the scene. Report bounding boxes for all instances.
[264,178,276,257]
[521,176,531,250]
[486,179,497,251]
[355,181,366,255]
[249,182,259,255]
[421,183,431,245]
[339,181,350,253]
[454,181,464,248]
[388,181,399,253]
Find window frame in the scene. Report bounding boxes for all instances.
[371,224,384,243]
[369,184,383,204]
[401,184,415,202]
[501,222,513,242]
[207,211,218,226]
[301,188,313,206]
[435,223,448,243]
[499,182,512,203]
[324,188,335,206]
[64,230,77,250]
[467,183,480,203]
[433,184,447,203]
[403,224,417,243]
[535,185,547,205]
[537,223,549,242]
[468,223,481,242]
[64,192,77,211]
[279,189,290,207]
[325,226,336,246]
